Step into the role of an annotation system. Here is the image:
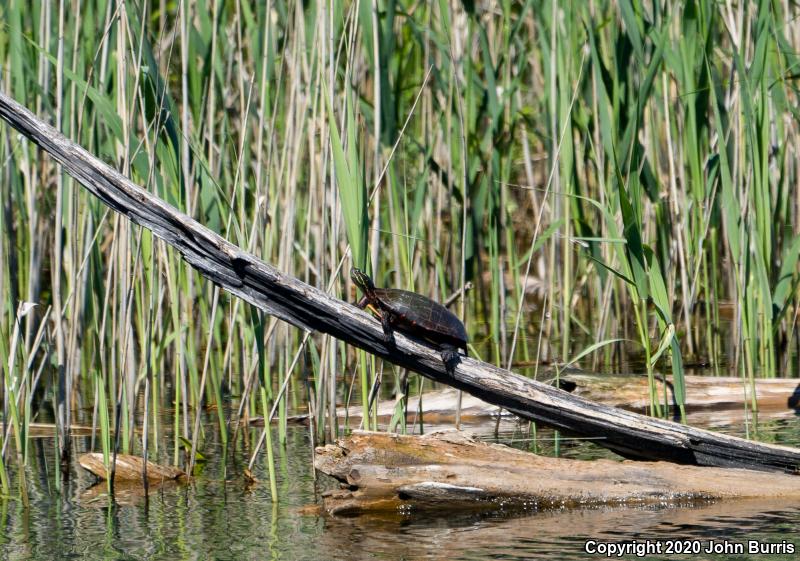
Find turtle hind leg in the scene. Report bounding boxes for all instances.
[380,312,397,348]
[440,344,461,375]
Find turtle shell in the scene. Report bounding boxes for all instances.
[373,288,468,349]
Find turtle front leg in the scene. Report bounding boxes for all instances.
[440,344,461,375]
[380,312,397,348]
[355,296,369,309]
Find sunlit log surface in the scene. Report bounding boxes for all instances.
[3,91,800,472]
[315,431,800,515]
[78,452,186,482]
[328,375,800,423]
[562,373,800,411]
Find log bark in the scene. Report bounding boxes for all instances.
[78,452,186,482]
[315,431,800,514]
[2,91,800,472]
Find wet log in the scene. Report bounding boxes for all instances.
[316,431,800,515]
[78,452,186,482]
[2,91,800,473]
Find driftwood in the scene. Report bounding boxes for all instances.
[78,452,186,482]
[563,373,800,411]
[338,388,508,424]
[0,422,97,438]
[2,91,800,472]
[316,431,800,515]
[334,375,800,423]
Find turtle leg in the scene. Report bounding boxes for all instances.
[440,344,461,375]
[355,296,369,309]
[380,312,396,347]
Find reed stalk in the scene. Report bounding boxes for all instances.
[0,0,799,494]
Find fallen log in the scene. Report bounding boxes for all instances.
[330,375,800,424]
[315,431,800,515]
[563,373,800,411]
[0,422,98,438]
[339,388,507,425]
[2,91,800,472]
[78,452,186,482]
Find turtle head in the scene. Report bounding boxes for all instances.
[350,268,375,293]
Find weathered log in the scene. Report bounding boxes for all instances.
[338,388,506,424]
[332,375,800,423]
[2,91,800,472]
[0,422,98,438]
[78,452,186,482]
[315,431,800,515]
[563,373,800,411]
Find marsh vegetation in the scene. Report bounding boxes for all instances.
[1,0,800,530]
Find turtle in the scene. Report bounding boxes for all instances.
[350,268,468,374]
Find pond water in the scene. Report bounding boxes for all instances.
[2,403,800,561]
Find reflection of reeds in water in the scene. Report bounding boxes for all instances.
[2,1,800,500]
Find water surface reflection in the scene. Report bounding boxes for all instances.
[1,412,799,560]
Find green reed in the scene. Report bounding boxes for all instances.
[1,0,800,501]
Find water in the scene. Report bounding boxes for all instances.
[318,502,800,560]
[2,407,799,561]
